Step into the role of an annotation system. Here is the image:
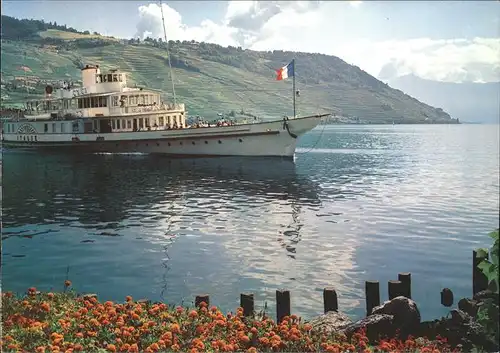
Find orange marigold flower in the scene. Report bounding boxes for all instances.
[188,309,198,318]
[36,347,46,353]
[64,280,72,287]
[161,332,173,341]
[259,337,270,346]
[170,323,181,333]
[171,344,180,351]
[247,348,258,353]
[125,296,133,302]
[40,302,51,312]
[240,335,250,344]
[106,344,116,352]
[128,344,139,353]
[47,292,55,299]
[73,345,83,352]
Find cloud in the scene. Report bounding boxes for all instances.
[349,1,363,8]
[135,3,238,47]
[134,1,500,83]
[345,37,500,83]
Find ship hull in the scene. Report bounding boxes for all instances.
[2,115,325,157]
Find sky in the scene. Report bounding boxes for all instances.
[2,0,500,83]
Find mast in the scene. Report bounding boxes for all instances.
[159,0,177,105]
[292,59,296,118]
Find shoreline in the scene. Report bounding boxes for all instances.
[0,286,479,353]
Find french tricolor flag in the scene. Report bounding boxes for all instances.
[276,60,295,81]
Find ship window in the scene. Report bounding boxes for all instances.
[107,74,113,82]
[112,96,119,107]
[35,136,37,141]
[113,74,118,82]
[129,96,135,105]
[112,120,116,129]
[102,74,107,82]
[96,74,102,83]
[145,118,150,127]
[77,99,82,109]
[144,95,149,104]
[52,123,56,133]
[91,97,98,108]
[167,116,170,125]
[98,96,106,107]
[139,95,145,105]
[127,120,132,129]
[84,98,90,109]
[118,74,123,82]
[61,123,65,133]
[44,124,48,132]
[159,117,164,126]
[117,120,121,129]
[139,118,144,128]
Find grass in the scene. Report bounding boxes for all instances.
[38,29,119,41]
[1,283,459,353]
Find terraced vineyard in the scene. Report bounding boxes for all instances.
[1,16,457,123]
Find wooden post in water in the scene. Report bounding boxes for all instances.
[240,293,254,317]
[398,272,412,299]
[388,280,404,300]
[441,288,454,307]
[473,250,489,295]
[195,295,209,308]
[276,289,291,323]
[365,281,380,316]
[323,288,338,313]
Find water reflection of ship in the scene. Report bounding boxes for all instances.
[2,152,321,237]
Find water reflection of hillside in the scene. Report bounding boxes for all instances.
[2,152,321,236]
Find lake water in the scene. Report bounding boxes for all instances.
[2,124,499,321]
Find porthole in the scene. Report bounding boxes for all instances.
[205,141,208,144]
[218,140,222,144]
[156,142,160,146]
[180,142,183,145]
[146,143,148,146]
[239,139,243,143]
[168,142,171,146]
[192,141,195,145]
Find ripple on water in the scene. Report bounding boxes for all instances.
[1,125,499,320]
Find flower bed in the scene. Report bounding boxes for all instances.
[2,284,460,353]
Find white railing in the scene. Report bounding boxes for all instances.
[109,103,185,115]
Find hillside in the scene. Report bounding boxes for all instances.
[0,15,457,123]
[386,74,499,124]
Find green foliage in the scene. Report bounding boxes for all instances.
[475,229,499,346]
[476,229,499,293]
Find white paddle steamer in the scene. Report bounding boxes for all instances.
[1,63,327,157]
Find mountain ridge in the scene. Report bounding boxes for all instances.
[385,74,499,124]
[0,15,458,124]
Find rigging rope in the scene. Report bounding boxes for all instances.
[294,115,329,155]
